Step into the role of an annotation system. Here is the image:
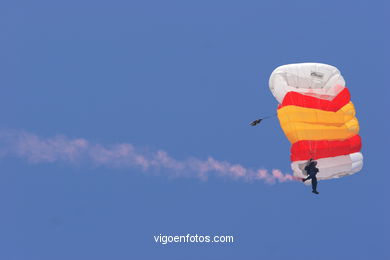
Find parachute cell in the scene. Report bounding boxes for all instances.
[269,63,363,180]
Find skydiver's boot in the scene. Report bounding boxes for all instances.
[311,178,318,194]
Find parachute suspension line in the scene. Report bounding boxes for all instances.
[261,113,277,120]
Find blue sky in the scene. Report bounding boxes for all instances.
[0,0,388,259]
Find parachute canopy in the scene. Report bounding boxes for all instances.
[269,63,363,180]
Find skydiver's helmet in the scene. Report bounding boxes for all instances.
[308,158,318,167]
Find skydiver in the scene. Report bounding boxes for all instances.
[302,158,320,194]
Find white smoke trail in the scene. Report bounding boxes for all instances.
[0,129,298,184]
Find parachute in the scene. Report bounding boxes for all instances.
[269,63,363,180]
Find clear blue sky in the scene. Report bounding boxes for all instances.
[0,0,388,259]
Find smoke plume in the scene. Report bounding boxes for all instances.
[0,129,297,184]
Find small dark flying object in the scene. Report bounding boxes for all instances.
[250,119,262,126]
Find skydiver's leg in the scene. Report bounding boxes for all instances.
[303,176,312,182]
[311,177,319,194]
